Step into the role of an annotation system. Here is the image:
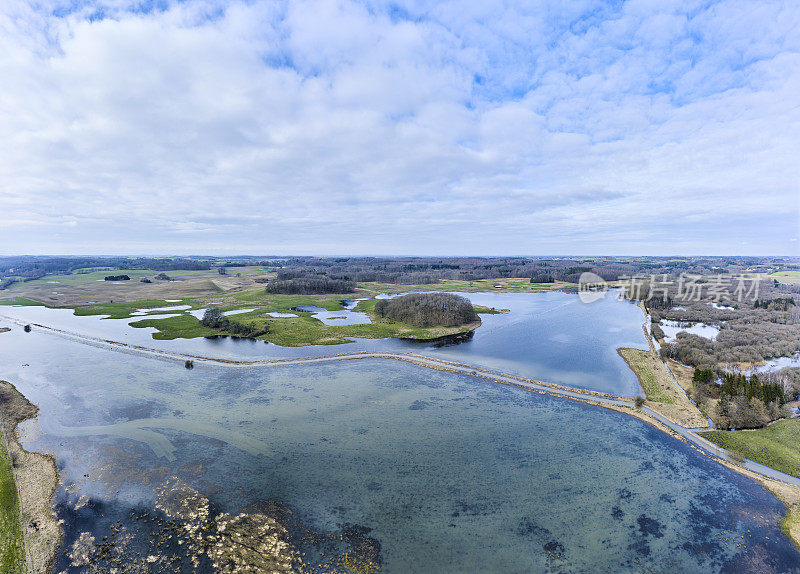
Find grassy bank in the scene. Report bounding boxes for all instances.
[618,348,708,428]
[619,348,675,403]
[700,420,800,479]
[0,432,25,573]
[0,382,60,573]
[1,279,516,346]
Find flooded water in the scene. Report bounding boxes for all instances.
[660,319,721,342]
[292,305,372,326]
[0,291,648,396]
[1,323,799,572]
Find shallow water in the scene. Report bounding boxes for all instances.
[293,304,372,326]
[1,326,798,572]
[0,291,648,396]
[749,354,800,374]
[660,319,720,342]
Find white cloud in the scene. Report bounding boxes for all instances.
[0,0,798,255]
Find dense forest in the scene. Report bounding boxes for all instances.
[374,293,478,328]
[264,277,355,294]
[691,369,788,429]
[2,255,797,288]
[267,256,797,285]
[648,277,800,370]
[200,308,269,338]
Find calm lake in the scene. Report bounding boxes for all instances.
[0,291,648,396]
[1,294,799,572]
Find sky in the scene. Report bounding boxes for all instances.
[0,0,798,256]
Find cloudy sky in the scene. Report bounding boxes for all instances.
[1,0,798,255]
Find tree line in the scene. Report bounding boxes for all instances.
[691,369,788,429]
[264,277,355,294]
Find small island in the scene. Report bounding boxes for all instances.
[374,292,478,327]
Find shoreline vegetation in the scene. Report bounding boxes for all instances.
[617,347,708,429]
[0,425,24,572]
[0,382,59,573]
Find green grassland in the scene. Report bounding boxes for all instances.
[129,314,220,339]
[43,290,506,346]
[0,298,45,307]
[700,419,800,479]
[0,433,25,573]
[770,271,800,285]
[128,300,489,346]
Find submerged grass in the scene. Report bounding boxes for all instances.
[0,432,25,573]
[700,420,800,479]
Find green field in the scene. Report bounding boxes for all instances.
[129,301,486,346]
[0,433,25,573]
[0,278,528,346]
[0,298,45,307]
[770,271,800,285]
[700,419,800,479]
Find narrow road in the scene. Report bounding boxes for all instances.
[4,314,800,488]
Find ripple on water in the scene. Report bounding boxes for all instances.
[1,334,796,573]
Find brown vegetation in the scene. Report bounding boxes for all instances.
[374,293,478,328]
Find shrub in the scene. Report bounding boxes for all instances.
[184,360,194,369]
[634,396,645,409]
[373,293,477,328]
[200,308,270,338]
[104,275,130,281]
